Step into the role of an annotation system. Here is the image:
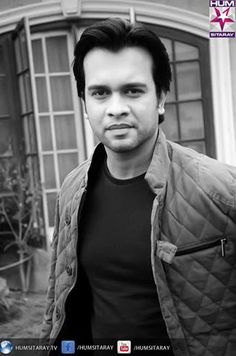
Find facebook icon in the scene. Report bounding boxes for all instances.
[61,340,76,354]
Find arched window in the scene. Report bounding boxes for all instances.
[145,25,215,157]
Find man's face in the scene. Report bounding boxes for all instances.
[84,46,164,154]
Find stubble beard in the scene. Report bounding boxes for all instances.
[104,133,156,155]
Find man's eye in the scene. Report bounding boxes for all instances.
[91,89,109,98]
[125,88,144,96]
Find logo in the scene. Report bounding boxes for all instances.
[117,340,131,354]
[0,341,13,355]
[61,340,75,354]
[209,0,235,37]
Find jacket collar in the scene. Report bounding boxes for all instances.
[84,128,171,196]
[144,128,171,195]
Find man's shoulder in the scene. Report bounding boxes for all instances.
[60,158,91,198]
[58,143,106,207]
[168,140,236,208]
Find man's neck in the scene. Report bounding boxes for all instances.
[105,132,158,180]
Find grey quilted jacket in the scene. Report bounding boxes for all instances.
[41,129,236,355]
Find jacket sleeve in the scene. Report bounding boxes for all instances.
[221,164,236,225]
[40,195,60,343]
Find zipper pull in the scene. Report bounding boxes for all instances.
[221,238,227,257]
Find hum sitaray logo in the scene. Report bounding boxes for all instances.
[209,0,235,37]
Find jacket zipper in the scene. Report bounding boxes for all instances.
[176,237,227,257]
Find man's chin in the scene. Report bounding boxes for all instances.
[105,140,138,153]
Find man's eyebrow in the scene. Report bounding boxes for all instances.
[87,85,109,91]
[87,83,147,91]
[123,83,147,88]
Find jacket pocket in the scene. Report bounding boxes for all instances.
[176,236,227,257]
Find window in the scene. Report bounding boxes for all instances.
[0,44,12,157]
[145,25,215,157]
[0,35,20,160]
[31,31,86,227]
[0,35,16,243]
[13,21,39,188]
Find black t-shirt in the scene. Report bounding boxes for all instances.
[74,160,170,343]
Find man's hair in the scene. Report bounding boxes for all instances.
[73,18,172,123]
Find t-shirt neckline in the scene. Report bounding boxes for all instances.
[103,159,146,185]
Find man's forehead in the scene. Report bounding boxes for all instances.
[84,46,153,85]
[84,46,152,64]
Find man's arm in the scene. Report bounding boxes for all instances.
[40,195,60,343]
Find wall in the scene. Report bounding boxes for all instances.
[0,0,41,11]
[0,0,207,15]
[134,0,207,15]
[230,40,236,146]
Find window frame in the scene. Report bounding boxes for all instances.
[29,27,96,234]
[144,24,216,158]
[0,34,23,160]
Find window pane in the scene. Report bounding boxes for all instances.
[175,41,199,61]
[161,104,179,141]
[181,141,206,154]
[176,62,201,101]
[58,153,78,185]
[14,37,22,73]
[50,76,73,111]
[54,115,77,149]
[0,77,9,115]
[26,155,40,192]
[28,114,37,153]
[19,75,26,114]
[23,114,37,154]
[161,38,173,61]
[20,30,28,71]
[0,120,12,155]
[43,155,56,189]
[24,73,33,112]
[46,36,69,73]
[19,74,33,114]
[46,192,57,226]
[39,116,53,151]
[32,39,45,73]
[0,46,4,73]
[36,77,49,112]
[179,101,204,140]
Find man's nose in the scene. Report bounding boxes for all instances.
[106,94,130,117]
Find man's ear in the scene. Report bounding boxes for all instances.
[158,91,167,109]
[158,91,167,115]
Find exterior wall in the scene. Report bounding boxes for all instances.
[210,38,236,164]
[134,0,208,15]
[0,0,41,11]
[230,40,236,145]
[0,0,208,16]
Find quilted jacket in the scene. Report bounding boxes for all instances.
[41,129,236,356]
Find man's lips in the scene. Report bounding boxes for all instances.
[107,123,133,130]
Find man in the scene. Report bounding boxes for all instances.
[41,18,236,356]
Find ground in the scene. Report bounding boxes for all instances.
[0,290,47,338]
